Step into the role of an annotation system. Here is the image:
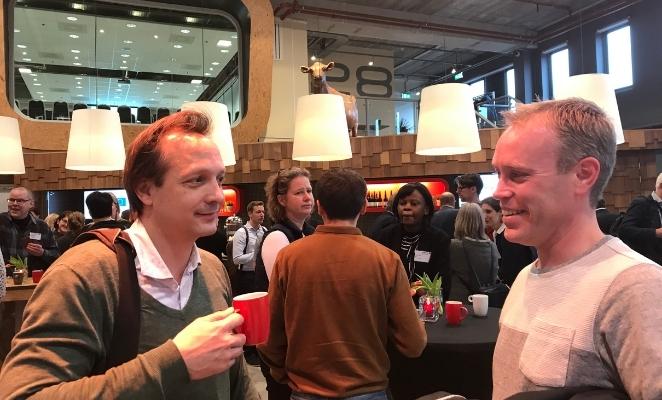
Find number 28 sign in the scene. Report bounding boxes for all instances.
[325,62,393,98]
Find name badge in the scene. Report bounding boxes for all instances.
[29,232,42,240]
[414,250,431,263]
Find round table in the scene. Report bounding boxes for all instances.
[389,306,501,400]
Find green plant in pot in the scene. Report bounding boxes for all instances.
[10,256,28,285]
[413,273,443,322]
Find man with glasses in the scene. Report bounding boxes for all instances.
[455,173,483,204]
[0,186,58,273]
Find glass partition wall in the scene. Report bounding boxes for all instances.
[11,0,242,124]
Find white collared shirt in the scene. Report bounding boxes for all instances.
[125,219,201,310]
[495,223,506,236]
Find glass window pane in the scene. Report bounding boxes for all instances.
[506,69,516,99]
[550,48,569,98]
[469,80,485,98]
[607,26,633,89]
[13,4,241,122]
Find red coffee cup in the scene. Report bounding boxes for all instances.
[31,269,44,283]
[232,292,270,345]
[445,301,468,326]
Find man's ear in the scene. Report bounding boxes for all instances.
[135,181,154,207]
[574,156,600,197]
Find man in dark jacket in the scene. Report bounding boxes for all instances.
[595,198,619,235]
[619,173,662,264]
[431,192,458,237]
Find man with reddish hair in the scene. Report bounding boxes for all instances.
[0,111,258,399]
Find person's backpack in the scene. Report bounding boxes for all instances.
[71,228,140,373]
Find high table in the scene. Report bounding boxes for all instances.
[3,277,36,302]
[389,306,501,400]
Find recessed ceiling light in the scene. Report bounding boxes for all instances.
[153,91,158,94]
[17,44,26,49]
[36,91,43,94]
[120,66,128,69]
[99,29,105,33]
[310,55,316,61]
[22,58,31,61]
[76,86,83,89]
[163,69,170,73]
[209,67,214,71]
[69,34,79,39]
[123,40,134,44]
[221,49,229,53]
[180,29,190,34]
[130,10,145,17]
[211,61,220,65]
[75,77,83,80]
[368,61,374,66]
[21,51,27,55]
[150,98,155,101]
[73,62,82,66]
[32,78,38,81]
[231,35,237,39]
[217,40,232,47]
[115,89,122,92]
[18,67,31,73]
[71,49,80,53]
[77,94,84,97]
[120,54,130,58]
[191,79,202,84]
[153,34,159,39]
[185,17,197,23]
[122,60,127,64]
[173,44,183,49]
[157,82,164,86]
[126,23,137,28]
[14,29,20,33]
[72,3,85,10]
[33,83,41,86]
[416,91,421,96]
[204,72,211,76]
[67,16,78,21]
[40,95,44,98]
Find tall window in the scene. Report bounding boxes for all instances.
[506,68,516,99]
[550,48,569,98]
[604,25,633,89]
[469,80,485,98]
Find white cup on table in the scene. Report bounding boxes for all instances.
[468,294,489,317]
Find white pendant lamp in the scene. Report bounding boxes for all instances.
[66,109,125,171]
[416,83,481,155]
[292,94,352,161]
[0,116,25,174]
[181,101,236,166]
[555,73,625,144]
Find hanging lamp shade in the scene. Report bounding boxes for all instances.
[416,83,481,155]
[292,94,352,161]
[181,101,236,166]
[555,73,625,144]
[0,116,25,174]
[66,109,125,171]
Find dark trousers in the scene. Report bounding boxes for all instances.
[236,270,256,295]
[259,357,292,400]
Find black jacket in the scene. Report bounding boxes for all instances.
[430,206,459,238]
[619,194,662,264]
[370,222,451,300]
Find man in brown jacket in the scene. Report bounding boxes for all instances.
[258,168,427,399]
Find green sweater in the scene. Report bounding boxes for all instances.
[0,240,258,400]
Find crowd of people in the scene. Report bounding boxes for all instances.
[0,98,660,400]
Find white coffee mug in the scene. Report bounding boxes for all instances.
[468,294,489,317]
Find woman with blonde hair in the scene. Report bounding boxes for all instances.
[254,167,315,400]
[447,203,500,302]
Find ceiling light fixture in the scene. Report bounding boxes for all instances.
[216,40,232,47]
[66,109,126,171]
[22,58,31,62]
[180,29,191,34]
[211,61,220,66]
[14,29,20,33]
[0,116,26,174]
[153,34,158,39]
[99,29,105,33]
[17,44,26,49]
[181,101,236,166]
[71,49,80,53]
[292,94,352,161]
[75,77,83,80]
[120,66,128,69]
[72,62,81,66]
[69,34,79,39]
[163,69,170,73]
[221,50,229,53]
[123,40,133,44]
[451,66,457,74]
[130,10,145,17]
[18,67,31,73]
[120,54,130,58]
[416,83,481,156]
[126,23,137,28]
[173,44,183,49]
[67,16,78,21]
[311,55,317,61]
[368,61,374,66]
[191,79,202,84]
[72,3,85,10]
[33,83,41,86]
[185,17,197,23]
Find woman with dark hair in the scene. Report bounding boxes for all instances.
[370,182,451,301]
[56,211,85,251]
[254,167,315,400]
[481,196,537,286]
[447,203,500,302]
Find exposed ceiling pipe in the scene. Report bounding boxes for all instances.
[511,0,572,15]
[273,1,535,44]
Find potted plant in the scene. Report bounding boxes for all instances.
[413,273,443,322]
[10,256,27,285]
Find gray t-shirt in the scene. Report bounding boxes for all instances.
[493,236,662,399]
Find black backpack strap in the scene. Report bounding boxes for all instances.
[73,228,140,372]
